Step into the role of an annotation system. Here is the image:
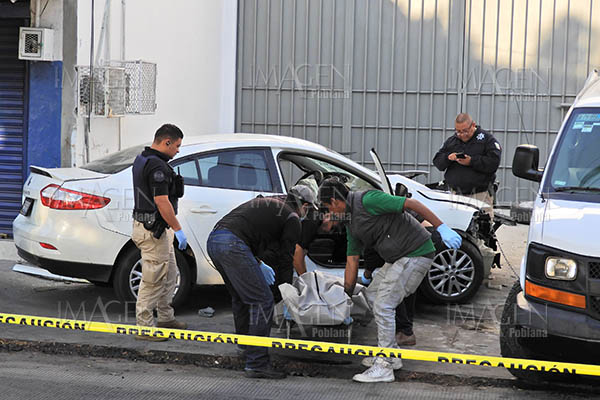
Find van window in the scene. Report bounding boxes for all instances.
[546,108,600,196]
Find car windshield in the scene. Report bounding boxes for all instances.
[81,144,147,174]
[548,109,600,193]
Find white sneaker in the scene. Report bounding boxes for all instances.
[361,356,403,370]
[353,358,396,383]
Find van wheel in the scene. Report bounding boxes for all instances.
[500,282,549,382]
[419,238,484,304]
[113,246,192,308]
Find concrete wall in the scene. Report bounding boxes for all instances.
[26,0,63,169]
[74,0,238,164]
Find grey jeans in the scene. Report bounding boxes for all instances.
[365,256,433,356]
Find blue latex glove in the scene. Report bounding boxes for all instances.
[282,304,292,320]
[359,274,372,286]
[259,261,275,285]
[174,229,187,250]
[436,224,462,249]
[343,316,353,325]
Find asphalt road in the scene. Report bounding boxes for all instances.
[0,351,590,400]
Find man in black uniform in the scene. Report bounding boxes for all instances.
[206,187,317,379]
[131,124,188,340]
[433,113,502,217]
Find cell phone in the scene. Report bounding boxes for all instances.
[455,153,466,159]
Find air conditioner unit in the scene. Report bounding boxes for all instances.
[18,27,55,61]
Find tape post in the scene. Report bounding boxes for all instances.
[1,312,600,377]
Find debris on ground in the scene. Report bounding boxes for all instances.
[198,307,215,318]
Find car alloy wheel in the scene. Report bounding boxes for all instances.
[428,248,475,298]
[419,238,484,304]
[128,259,181,300]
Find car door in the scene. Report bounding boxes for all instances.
[369,148,393,195]
[171,147,283,285]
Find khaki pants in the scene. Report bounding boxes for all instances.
[451,189,494,220]
[132,221,177,326]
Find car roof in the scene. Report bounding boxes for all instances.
[181,133,329,152]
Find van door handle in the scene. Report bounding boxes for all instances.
[190,206,218,214]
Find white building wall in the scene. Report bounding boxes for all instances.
[75,0,237,164]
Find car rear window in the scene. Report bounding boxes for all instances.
[81,144,147,174]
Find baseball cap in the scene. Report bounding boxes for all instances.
[289,184,319,210]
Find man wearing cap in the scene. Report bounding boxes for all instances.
[206,185,317,379]
[318,178,462,383]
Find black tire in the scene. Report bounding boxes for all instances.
[113,246,192,309]
[500,281,550,382]
[418,237,484,304]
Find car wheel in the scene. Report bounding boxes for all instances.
[419,238,484,304]
[113,246,192,308]
[500,282,551,382]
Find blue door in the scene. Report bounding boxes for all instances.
[0,19,27,237]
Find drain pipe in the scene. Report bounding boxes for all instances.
[117,0,126,150]
[34,0,40,27]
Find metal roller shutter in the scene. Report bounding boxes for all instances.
[0,18,27,237]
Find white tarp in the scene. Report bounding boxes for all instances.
[274,271,372,326]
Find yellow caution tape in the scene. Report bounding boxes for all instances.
[1,312,599,377]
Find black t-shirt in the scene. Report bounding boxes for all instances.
[299,208,322,249]
[143,147,171,197]
[133,147,178,214]
[215,197,302,271]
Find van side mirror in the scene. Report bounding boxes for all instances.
[512,145,543,182]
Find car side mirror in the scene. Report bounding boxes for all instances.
[394,182,411,198]
[512,145,543,182]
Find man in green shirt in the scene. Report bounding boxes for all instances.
[318,177,462,383]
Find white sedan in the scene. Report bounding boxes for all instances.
[13,134,503,306]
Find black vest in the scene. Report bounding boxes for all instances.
[132,153,182,215]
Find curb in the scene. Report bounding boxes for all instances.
[1,336,598,394]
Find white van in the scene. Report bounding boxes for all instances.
[500,70,600,380]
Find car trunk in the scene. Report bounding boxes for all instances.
[20,166,109,225]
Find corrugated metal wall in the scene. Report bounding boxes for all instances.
[236,0,600,203]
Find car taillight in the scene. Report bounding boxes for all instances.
[40,184,111,210]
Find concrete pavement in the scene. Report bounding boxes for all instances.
[0,225,530,383]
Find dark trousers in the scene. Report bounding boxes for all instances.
[395,292,416,336]
[207,229,274,369]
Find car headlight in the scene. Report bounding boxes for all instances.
[545,258,577,280]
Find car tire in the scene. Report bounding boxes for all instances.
[418,236,484,304]
[500,281,550,382]
[113,246,192,309]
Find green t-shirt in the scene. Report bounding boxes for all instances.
[346,190,436,258]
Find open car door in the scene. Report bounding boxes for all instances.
[369,148,393,195]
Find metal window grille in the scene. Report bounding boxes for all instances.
[76,66,126,117]
[109,60,157,114]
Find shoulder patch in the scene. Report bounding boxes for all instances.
[476,132,485,141]
[153,170,166,183]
